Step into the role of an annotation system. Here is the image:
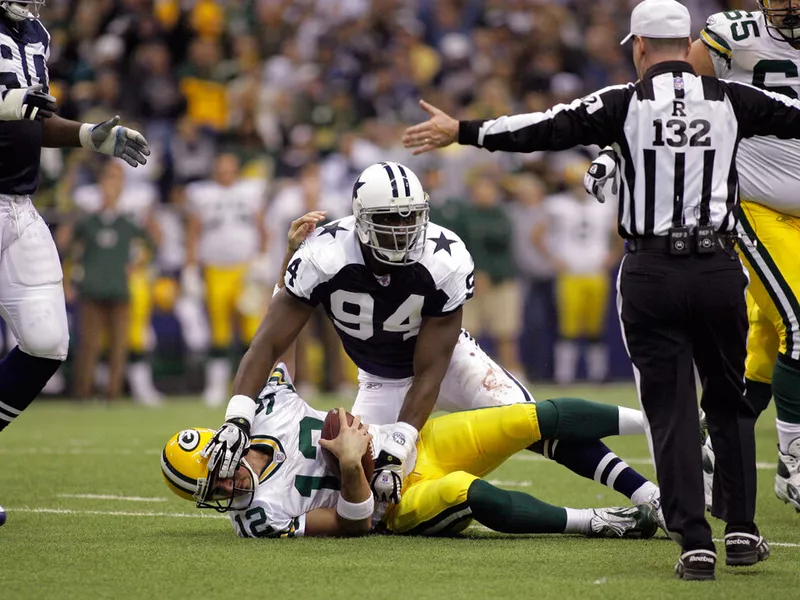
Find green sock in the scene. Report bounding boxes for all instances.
[744,378,773,417]
[773,355,800,423]
[467,479,567,534]
[536,398,620,441]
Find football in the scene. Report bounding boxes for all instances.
[320,408,375,480]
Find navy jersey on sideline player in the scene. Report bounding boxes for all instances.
[0,0,150,437]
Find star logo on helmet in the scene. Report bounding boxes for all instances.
[352,179,366,198]
[430,231,456,255]
[320,221,349,238]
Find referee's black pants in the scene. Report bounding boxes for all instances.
[617,247,758,551]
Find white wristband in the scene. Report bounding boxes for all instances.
[336,494,375,521]
[393,421,419,447]
[224,394,256,426]
[272,284,281,298]
[79,122,96,149]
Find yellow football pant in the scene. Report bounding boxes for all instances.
[745,290,779,384]
[555,273,609,339]
[127,267,152,354]
[737,200,800,365]
[204,265,261,349]
[385,404,541,535]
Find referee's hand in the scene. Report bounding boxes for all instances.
[402,100,459,155]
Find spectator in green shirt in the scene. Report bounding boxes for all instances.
[449,171,523,377]
[63,161,154,400]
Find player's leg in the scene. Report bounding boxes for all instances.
[486,279,523,376]
[126,266,161,405]
[437,330,656,506]
[744,293,778,415]
[106,301,130,399]
[350,370,411,425]
[554,273,581,384]
[738,201,800,511]
[0,206,68,432]
[72,300,104,399]
[387,471,656,538]
[203,265,238,406]
[585,273,611,383]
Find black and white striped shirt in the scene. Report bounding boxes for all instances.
[458,60,800,238]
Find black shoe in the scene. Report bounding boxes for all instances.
[675,549,716,581]
[724,532,770,566]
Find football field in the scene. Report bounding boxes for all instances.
[1,384,797,599]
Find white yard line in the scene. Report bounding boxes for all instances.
[487,480,531,487]
[6,506,227,520]
[6,506,799,548]
[509,454,778,470]
[57,494,168,502]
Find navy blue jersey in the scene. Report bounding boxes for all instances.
[285,216,475,378]
[0,17,50,195]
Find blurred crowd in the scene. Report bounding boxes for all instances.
[20,0,739,402]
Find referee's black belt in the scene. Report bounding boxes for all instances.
[626,233,737,254]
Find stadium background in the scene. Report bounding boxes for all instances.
[23,0,744,399]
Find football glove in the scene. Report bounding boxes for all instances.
[79,115,150,168]
[200,420,251,480]
[584,149,619,204]
[370,422,418,503]
[0,84,56,122]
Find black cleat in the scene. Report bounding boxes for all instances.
[724,532,770,566]
[675,549,716,581]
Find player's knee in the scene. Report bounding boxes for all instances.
[498,403,540,443]
[17,299,69,360]
[438,471,477,507]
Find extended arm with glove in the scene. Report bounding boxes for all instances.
[79,115,150,168]
[584,148,619,204]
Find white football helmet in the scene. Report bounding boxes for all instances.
[352,161,429,266]
[1,0,43,21]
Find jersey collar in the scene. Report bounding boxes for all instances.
[643,60,696,80]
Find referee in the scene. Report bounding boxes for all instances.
[400,0,800,580]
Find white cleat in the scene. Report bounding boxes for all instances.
[588,504,658,539]
[644,489,667,535]
[775,438,800,513]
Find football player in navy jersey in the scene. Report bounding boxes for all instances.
[0,0,150,435]
[202,162,664,523]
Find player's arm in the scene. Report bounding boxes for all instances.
[42,115,149,168]
[305,410,374,537]
[402,88,633,155]
[399,310,463,429]
[687,39,717,77]
[725,81,800,139]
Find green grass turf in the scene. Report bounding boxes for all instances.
[0,384,797,599]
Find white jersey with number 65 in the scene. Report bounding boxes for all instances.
[702,10,800,215]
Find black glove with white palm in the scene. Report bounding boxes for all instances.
[79,115,150,168]
[0,84,56,122]
[584,148,619,204]
[200,418,251,479]
[370,422,418,503]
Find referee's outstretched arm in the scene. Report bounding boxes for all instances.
[403,81,800,157]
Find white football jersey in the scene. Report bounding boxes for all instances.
[186,179,265,266]
[703,10,800,215]
[285,215,475,379]
[229,363,415,538]
[73,182,158,226]
[544,192,616,274]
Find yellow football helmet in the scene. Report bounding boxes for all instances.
[161,428,257,512]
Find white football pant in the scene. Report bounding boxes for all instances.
[0,195,69,360]
[352,329,534,425]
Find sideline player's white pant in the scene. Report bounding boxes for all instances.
[352,329,534,425]
[0,195,69,360]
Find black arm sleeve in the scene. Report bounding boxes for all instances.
[724,80,800,139]
[458,84,635,153]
